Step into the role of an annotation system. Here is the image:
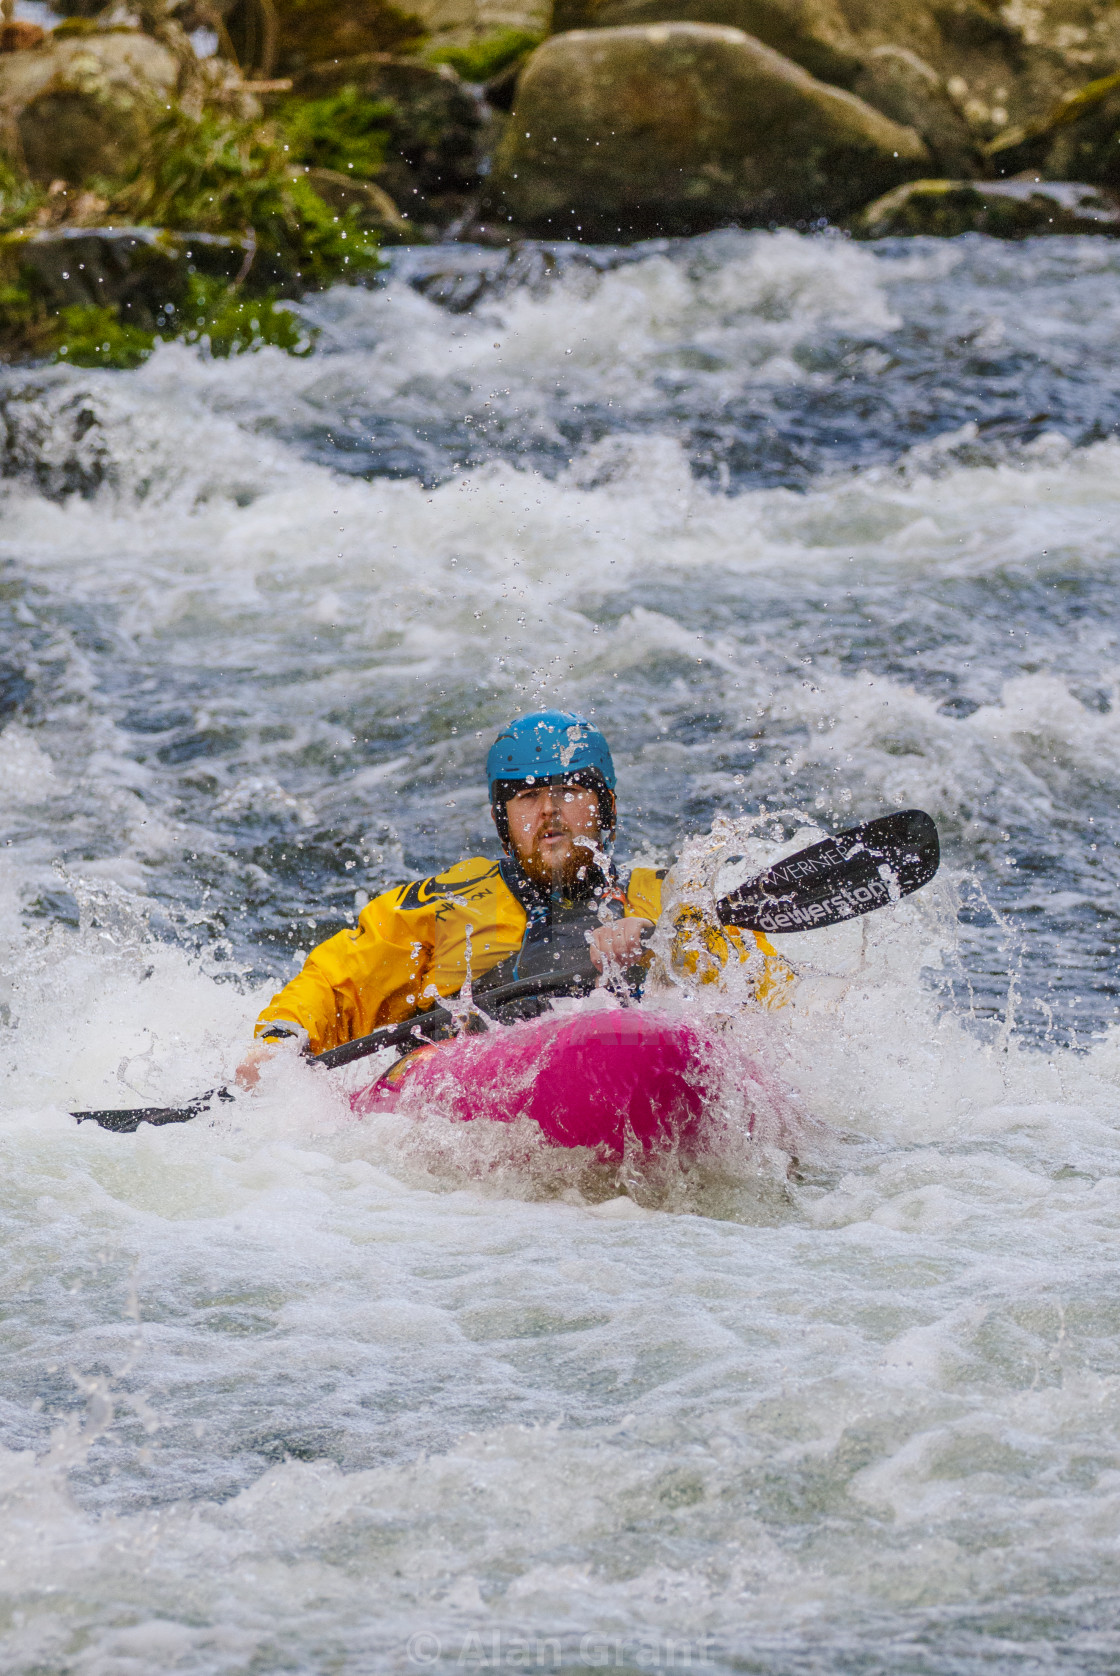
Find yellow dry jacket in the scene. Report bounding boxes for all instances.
[255,857,791,1057]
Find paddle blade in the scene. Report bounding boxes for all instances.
[72,1088,234,1133]
[717,809,940,934]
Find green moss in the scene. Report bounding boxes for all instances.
[277,88,393,180]
[171,275,316,358]
[0,278,48,347]
[0,157,45,236]
[106,107,383,290]
[0,272,60,362]
[50,17,139,35]
[53,303,156,368]
[0,90,383,362]
[0,272,317,369]
[426,27,542,82]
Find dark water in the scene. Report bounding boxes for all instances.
[4,230,1120,1036]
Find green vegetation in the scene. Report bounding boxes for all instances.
[277,88,393,180]
[0,276,54,360]
[426,26,542,83]
[53,303,158,368]
[0,270,317,370]
[0,34,400,366]
[173,276,315,358]
[107,107,382,290]
[0,157,44,236]
[48,275,317,368]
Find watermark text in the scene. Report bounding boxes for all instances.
[405,1631,716,1667]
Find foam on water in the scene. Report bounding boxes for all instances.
[3,229,1120,1673]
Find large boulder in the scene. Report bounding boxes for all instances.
[834,0,1052,136]
[0,29,179,186]
[484,23,928,237]
[218,0,425,79]
[558,0,982,165]
[552,0,862,84]
[554,0,1120,149]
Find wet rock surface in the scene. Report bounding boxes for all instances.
[850,44,976,173]
[857,174,1120,235]
[392,236,645,308]
[0,226,249,327]
[0,29,179,187]
[485,22,928,237]
[988,68,1120,188]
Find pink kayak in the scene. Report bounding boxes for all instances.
[350,1004,759,1157]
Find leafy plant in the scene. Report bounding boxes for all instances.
[277,88,394,180]
[106,107,383,290]
[41,276,316,369]
[426,27,542,83]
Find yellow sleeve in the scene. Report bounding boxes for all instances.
[255,882,438,1056]
[625,866,664,922]
[629,865,794,1008]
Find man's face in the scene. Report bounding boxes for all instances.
[505,780,603,888]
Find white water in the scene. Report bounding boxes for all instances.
[3,229,1120,1673]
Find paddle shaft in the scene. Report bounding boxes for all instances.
[314,964,600,1069]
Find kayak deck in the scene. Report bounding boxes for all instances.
[350,1004,739,1157]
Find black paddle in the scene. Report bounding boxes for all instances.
[718,807,939,933]
[72,808,938,1132]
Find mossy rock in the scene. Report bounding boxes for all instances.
[289,165,417,240]
[991,71,1120,188]
[856,175,1120,235]
[0,31,178,188]
[288,54,485,214]
[225,0,425,79]
[0,226,250,329]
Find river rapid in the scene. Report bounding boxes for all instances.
[3,228,1120,1673]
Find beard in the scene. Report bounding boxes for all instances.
[513,829,600,891]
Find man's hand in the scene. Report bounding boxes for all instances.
[589,917,653,973]
[235,1042,277,1090]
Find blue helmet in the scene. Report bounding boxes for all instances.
[486,710,616,801]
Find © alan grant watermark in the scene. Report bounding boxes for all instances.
[405,1631,718,1667]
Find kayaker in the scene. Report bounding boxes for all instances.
[237,710,789,1084]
